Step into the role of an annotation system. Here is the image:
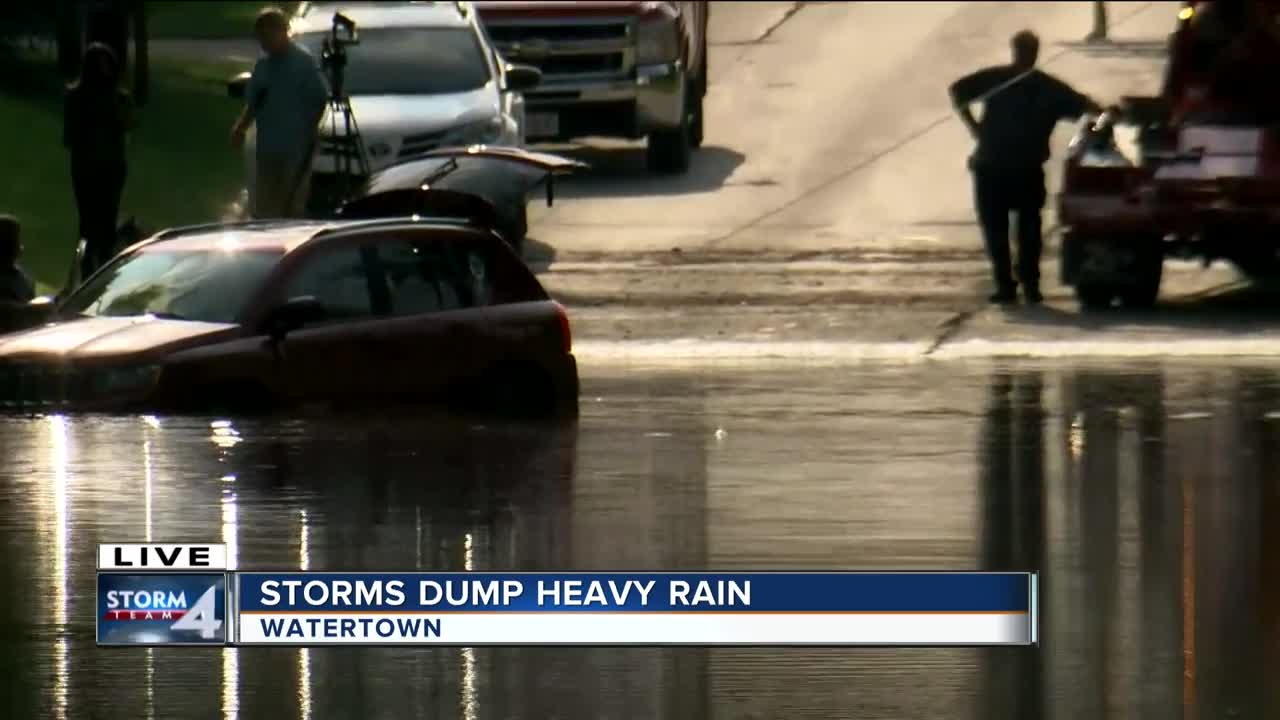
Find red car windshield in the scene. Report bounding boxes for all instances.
[60,249,284,324]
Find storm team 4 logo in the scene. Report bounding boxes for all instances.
[97,574,228,645]
[103,585,224,639]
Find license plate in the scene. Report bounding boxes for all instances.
[526,112,559,139]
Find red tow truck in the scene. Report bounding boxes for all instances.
[1058,0,1280,309]
[473,1,710,175]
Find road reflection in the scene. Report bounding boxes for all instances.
[47,416,70,720]
[2,365,1280,718]
[977,371,1045,719]
[976,365,1280,720]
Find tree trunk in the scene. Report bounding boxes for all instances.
[54,0,84,80]
[133,1,149,105]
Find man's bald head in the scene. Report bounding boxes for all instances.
[254,7,291,55]
[1012,30,1039,70]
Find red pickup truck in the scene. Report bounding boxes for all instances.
[473,1,710,175]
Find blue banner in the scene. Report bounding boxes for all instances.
[97,573,228,646]
[236,572,1031,613]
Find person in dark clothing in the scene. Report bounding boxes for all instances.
[0,215,36,304]
[950,31,1102,304]
[64,43,134,281]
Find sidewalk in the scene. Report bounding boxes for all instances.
[151,38,259,65]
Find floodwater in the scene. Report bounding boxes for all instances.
[1,361,1279,719]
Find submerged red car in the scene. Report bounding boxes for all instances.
[0,216,578,415]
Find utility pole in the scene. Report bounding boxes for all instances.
[1086,1,1109,43]
[54,0,85,80]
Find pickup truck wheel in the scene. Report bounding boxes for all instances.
[689,74,706,149]
[647,122,692,175]
[1119,249,1163,308]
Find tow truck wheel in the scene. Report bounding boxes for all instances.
[1075,283,1117,311]
[1119,251,1163,308]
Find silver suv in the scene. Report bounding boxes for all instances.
[230,1,542,213]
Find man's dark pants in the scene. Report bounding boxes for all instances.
[972,164,1047,296]
[72,157,126,280]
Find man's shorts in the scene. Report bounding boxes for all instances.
[254,154,312,219]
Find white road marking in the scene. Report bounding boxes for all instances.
[573,337,1280,366]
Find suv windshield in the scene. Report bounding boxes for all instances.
[298,27,491,95]
[60,249,283,324]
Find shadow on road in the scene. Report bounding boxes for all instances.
[1015,284,1280,332]
[1056,39,1169,59]
[540,144,747,199]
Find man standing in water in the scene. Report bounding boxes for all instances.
[949,30,1102,305]
[231,7,328,218]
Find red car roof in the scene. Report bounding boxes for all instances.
[129,218,485,256]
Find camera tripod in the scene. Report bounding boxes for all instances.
[318,23,370,209]
[326,93,369,200]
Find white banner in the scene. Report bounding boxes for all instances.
[235,612,1031,646]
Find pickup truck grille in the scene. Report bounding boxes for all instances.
[541,53,625,75]
[486,23,628,44]
[486,19,634,82]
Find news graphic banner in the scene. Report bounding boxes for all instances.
[234,571,1036,646]
[97,545,1037,647]
[97,544,230,646]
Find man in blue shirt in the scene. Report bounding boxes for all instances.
[231,8,328,219]
[950,31,1101,304]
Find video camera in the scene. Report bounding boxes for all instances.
[319,12,359,94]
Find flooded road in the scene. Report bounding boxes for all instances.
[2,360,1279,719]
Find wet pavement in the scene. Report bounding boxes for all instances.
[2,360,1279,719]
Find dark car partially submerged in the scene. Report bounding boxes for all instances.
[0,217,578,415]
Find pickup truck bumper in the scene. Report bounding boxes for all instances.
[524,61,686,141]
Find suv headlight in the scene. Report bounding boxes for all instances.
[636,13,680,65]
[445,118,505,146]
